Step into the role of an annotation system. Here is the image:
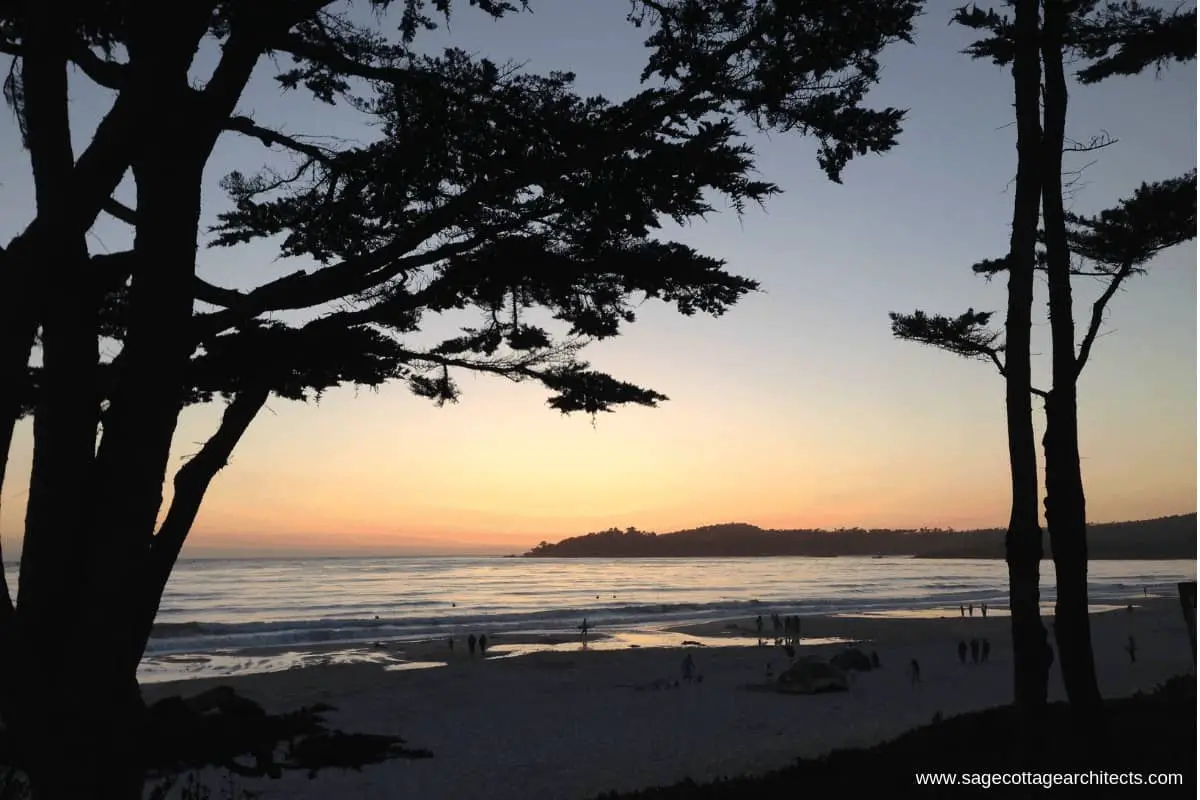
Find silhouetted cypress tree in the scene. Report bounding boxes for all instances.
[0,2,920,797]
[891,0,1195,753]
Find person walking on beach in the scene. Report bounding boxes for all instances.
[682,651,695,683]
[467,633,477,656]
[755,614,764,645]
[579,617,590,643]
[981,638,991,663]
[959,604,965,618]
[957,640,967,665]
[479,633,488,656]
[909,658,921,687]
[1125,635,1138,664]
[968,603,974,617]
[981,603,988,618]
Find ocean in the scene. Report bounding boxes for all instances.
[127,555,1194,679]
[6,555,1193,682]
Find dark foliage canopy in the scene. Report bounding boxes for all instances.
[953,1,1196,84]
[3,0,922,418]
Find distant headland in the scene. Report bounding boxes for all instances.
[523,514,1197,559]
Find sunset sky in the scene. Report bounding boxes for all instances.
[0,2,1195,556]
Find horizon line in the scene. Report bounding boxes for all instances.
[1,510,1193,562]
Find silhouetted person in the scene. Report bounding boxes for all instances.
[981,638,991,663]
[782,643,795,659]
[959,604,965,618]
[479,633,488,656]
[909,658,921,686]
[870,650,881,669]
[579,617,590,643]
[981,603,988,618]
[970,638,980,664]
[682,652,695,683]
[448,637,455,652]
[467,633,477,656]
[957,640,967,664]
[968,603,974,617]
[1144,586,1148,598]
[1125,635,1138,663]
[756,614,764,638]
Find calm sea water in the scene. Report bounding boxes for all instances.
[5,555,1193,682]
[148,556,1192,652]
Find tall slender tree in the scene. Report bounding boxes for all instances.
[1036,0,1195,740]
[893,0,1196,747]
[891,0,1053,748]
[0,2,921,797]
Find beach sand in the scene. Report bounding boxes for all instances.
[143,597,1194,800]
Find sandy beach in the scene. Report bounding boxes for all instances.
[140,594,1195,799]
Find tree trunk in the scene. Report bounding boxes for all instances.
[1004,0,1052,754]
[2,7,275,798]
[1039,0,1105,745]
[12,12,226,799]
[21,671,147,800]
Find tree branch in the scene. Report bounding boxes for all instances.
[191,234,481,340]
[273,31,405,85]
[70,44,127,90]
[1063,132,1117,153]
[135,384,271,661]
[103,197,136,225]
[195,191,563,339]
[223,115,339,164]
[1075,260,1135,378]
[989,349,1007,378]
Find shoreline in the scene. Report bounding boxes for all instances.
[141,595,1194,799]
[139,595,1179,685]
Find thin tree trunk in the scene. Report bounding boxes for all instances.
[1039,0,1105,745]
[1004,0,1052,751]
